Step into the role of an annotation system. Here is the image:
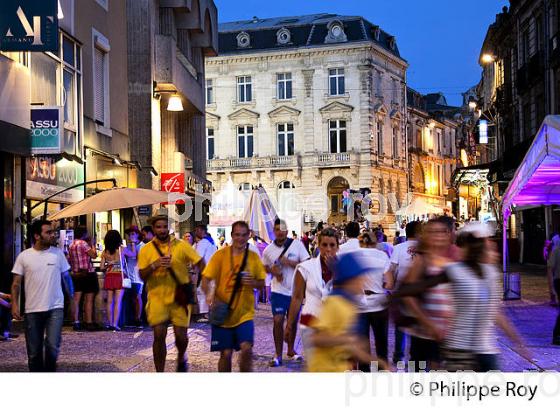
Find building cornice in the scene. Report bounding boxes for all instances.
[206,41,408,70]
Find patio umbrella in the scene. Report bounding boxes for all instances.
[242,186,278,243]
[395,197,443,217]
[47,187,180,221]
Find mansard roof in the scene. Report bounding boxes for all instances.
[218,13,402,59]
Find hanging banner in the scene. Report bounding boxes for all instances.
[0,0,59,52]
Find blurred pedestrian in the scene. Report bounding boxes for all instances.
[386,221,422,363]
[338,221,360,254]
[284,228,338,364]
[68,226,99,331]
[307,252,387,372]
[262,219,309,367]
[375,229,393,258]
[123,226,144,328]
[201,221,266,372]
[183,232,194,245]
[546,234,559,307]
[138,215,205,372]
[193,224,217,320]
[101,230,127,331]
[354,232,392,371]
[141,226,154,244]
[11,220,72,371]
[400,217,454,371]
[548,235,560,345]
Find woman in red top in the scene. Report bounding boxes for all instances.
[101,230,127,331]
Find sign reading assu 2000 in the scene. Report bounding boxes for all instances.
[31,107,63,154]
[0,0,58,51]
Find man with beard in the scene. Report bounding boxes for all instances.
[11,220,72,371]
[138,215,205,372]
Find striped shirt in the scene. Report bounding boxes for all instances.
[444,263,501,354]
[409,264,453,340]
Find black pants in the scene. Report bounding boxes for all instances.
[0,305,11,335]
[410,336,440,371]
[554,279,560,341]
[357,310,388,371]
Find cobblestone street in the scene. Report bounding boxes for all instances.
[1,266,559,372]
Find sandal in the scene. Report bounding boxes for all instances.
[269,357,282,367]
[287,354,304,362]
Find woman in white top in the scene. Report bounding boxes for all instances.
[284,228,339,362]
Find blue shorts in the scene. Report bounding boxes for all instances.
[211,320,254,352]
[270,292,291,317]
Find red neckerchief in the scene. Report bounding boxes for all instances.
[320,256,333,283]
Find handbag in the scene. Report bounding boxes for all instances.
[152,241,196,306]
[120,249,132,289]
[208,244,249,326]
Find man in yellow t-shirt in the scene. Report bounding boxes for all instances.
[201,220,266,372]
[138,215,205,372]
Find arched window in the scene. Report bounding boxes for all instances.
[277,181,295,213]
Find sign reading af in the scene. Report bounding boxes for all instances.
[0,0,58,52]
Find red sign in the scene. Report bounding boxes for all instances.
[161,173,185,193]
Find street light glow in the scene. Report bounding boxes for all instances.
[481,54,495,64]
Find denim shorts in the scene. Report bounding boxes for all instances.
[270,292,291,317]
[211,320,254,352]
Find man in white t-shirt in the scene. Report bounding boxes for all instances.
[338,221,361,255]
[385,220,421,364]
[262,219,309,367]
[353,233,392,371]
[193,225,217,317]
[11,220,71,372]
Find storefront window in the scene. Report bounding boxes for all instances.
[30,32,82,152]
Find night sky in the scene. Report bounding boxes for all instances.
[214,0,508,107]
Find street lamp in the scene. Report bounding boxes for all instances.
[481,54,495,64]
[468,96,477,110]
[167,94,184,112]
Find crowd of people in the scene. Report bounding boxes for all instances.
[6,212,555,373]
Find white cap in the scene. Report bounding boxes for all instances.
[459,222,495,238]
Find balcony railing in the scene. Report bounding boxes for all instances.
[206,155,299,171]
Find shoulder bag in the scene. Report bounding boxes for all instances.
[152,240,196,307]
[208,244,249,326]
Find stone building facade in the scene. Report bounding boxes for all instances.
[407,89,461,215]
[205,14,408,234]
[127,0,218,229]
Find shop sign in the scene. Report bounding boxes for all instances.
[30,107,63,154]
[0,0,58,52]
[26,156,84,203]
[138,206,151,216]
[161,173,185,194]
[185,170,212,195]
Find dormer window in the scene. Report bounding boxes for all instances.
[277,28,291,45]
[372,26,380,41]
[325,20,347,44]
[389,36,396,50]
[237,32,251,48]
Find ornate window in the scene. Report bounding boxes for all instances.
[277,73,293,100]
[276,28,291,45]
[329,68,345,96]
[237,125,254,158]
[325,20,347,43]
[237,32,251,48]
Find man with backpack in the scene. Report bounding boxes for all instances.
[262,219,309,367]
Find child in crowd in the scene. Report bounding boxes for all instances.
[307,252,389,372]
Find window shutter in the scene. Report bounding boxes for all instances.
[94,47,105,123]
